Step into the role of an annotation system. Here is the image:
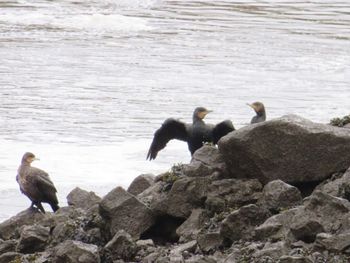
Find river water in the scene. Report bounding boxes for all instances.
[0,0,349,222]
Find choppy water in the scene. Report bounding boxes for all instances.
[0,0,349,222]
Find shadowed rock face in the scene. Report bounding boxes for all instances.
[99,187,155,239]
[219,115,350,184]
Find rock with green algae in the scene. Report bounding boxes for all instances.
[330,114,350,127]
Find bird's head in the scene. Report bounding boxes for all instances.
[21,152,39,165]
[247,102,265,114]
[193,107,212,120]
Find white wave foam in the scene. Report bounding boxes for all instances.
[55,14,152,32]
[0,13,151,32]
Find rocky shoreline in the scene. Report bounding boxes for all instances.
[1,115,350,263]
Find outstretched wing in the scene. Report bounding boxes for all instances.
[147,118,189,160]
[212,120,235,144]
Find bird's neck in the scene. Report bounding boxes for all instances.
[256,109,266,118]
[193,117,205,124]
[21,162,31,167]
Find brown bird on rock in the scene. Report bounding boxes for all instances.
[147,107,235,160]
[247,101,266,124]
[16,152,59,213]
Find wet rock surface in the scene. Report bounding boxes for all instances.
[1,115,350,262]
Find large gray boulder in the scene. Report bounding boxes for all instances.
[290,191,350,242]
[0,209,46,240]
[16,225,50,253]
[219,115,350,184]
[151,177,211,218]
[99,186,154,239]
[127,174,155,196]
[260,180,302,213]
[53,240,100,263]
[67,187,101,210]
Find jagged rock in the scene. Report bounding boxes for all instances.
[255,208,299,241]
[207,178,262,211]
[53,240,100,263]
[0,239,17,254]
[279,255,313,263]
[51,219,81,244]
[314,168,350,200]
[104,230,137,261]
[290,219,325,243]
[290,191,350,241]
[49,206,101,246]
[197,231,223,253]
[67,187,101,210]
[170,240,197,257]
[0,252,23,263]
[0,209,46,240]
[252,241,288,260]
[151,177,211,218]
[176,209,209,242]
[220,204,271,242]
[219,115,350,184]
[183,145,227,177]
[128,174,155,196]
[260,180,302,213]
[99,186,154,239]
[137,181,165,207]
[17,225,50,253]
[315,232,350,253]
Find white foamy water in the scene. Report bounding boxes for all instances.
[0,0,349,222]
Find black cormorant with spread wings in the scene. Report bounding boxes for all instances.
[16,152,59,213]
[147,107,235,160]
[247,101,266,124]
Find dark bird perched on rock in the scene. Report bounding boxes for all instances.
[16,152,59,213]
[147,107,235,160]
[247,101,266,124]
